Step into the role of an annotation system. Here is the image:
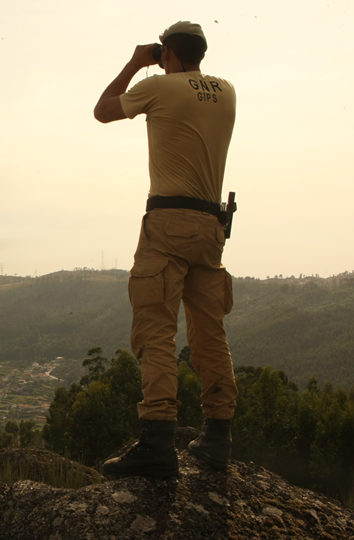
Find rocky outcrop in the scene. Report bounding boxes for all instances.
[0,429,353,540]
[0,447,104,488]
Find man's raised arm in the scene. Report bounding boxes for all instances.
[93,43,160,123]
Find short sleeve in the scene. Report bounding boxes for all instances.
[120,76,161,119]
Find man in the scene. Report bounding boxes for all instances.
[94,21,238,478]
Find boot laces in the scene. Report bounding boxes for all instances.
[121,441,151,460]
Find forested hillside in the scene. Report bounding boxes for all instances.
[226,273,354,390]
[0,270,132,364]
[0,269,353,390]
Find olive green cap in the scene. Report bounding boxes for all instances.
[159,21,208,50]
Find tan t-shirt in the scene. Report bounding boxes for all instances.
[120,71,236,203]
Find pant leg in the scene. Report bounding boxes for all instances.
[129,208,238,422]
[129,214,191,422]
[183,266,238,419]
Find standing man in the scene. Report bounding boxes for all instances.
[94,21,238,478]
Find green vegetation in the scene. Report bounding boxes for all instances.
[42,348,203,466]
[1,344,353,506]
[225,273,354,390]
[0,452,103,489]
[0,269,132,365]
[41,348,354,505]
[1,270,354,390]
[42,348,143,464]
[0,358,66,430]
[233,365,354,505]
[0,419,40,448]
[1,268,354,502]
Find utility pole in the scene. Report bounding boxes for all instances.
[0,263,3,276]
[101,251,105,271]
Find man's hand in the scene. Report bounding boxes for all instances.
[94,43,161,124]
[129,43,161,71]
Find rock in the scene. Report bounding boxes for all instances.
[0,448,104,488]
[0,428,353,540]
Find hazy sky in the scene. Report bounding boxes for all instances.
[1,0,353,279]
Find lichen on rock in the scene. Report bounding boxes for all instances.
[0,428,353,540]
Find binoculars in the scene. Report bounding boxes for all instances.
[152,46,162,62]
[152,46,164,68]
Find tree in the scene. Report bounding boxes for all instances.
[5,420,19,437]
[67,350,143,464]
[309,386,354,495]
[19,420,39,448]
[80,347,109,387]
[178,346,194,369]
[42,383,82,455]
[43,349,143,466]
[177,361,203,429]
[0,430,14,449]
[233,366,299,480]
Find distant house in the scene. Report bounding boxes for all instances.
[18,404,33,411]
[32,363,40,367]
[11,386,24,393]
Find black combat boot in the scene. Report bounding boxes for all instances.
[188,418,232,470]
[102,420,179,478]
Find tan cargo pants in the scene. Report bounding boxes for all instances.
[129,208,238,422]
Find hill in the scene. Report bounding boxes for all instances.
[0,270,132,364]
[0,269,354,390]
[225,273,354,389]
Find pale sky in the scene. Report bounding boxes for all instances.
[1,0,353,279]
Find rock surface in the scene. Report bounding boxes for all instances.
[0,447,104,488]
[0,428,353,540]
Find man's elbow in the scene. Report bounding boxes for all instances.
[93,105,110,123]
[93,97,127,123]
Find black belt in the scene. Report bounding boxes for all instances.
[146,193,237,239]
[146,195,221,217]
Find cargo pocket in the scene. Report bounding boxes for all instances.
[224,270,234,314]
[216,224,226,244]
[129,257,169,309]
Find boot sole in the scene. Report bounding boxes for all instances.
[188,443,229,470]
[102,452,179,479]
[102,464,179,479]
